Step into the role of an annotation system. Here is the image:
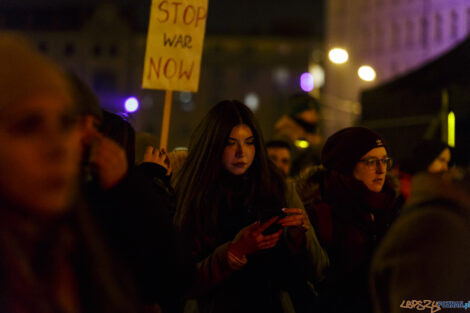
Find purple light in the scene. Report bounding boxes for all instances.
[124,97,139,113]
[300,73,314,92]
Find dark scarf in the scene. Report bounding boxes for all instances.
[323,170,396,221]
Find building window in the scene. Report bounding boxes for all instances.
[38,41,48,53]
[467,8,470,34]
[64,42,75,57]
[109,44,119,57]
[390,60,399,76]
[434,13,443,43]
[420,17,429,48]
[450,11,459,39]
[391,22,401,50]
[93,70,116,92]
[361,23,372,53]
[375,23,385,54]
[93,44,102,57]
[405,19,414,47]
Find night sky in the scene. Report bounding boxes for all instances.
[0,0,324,38]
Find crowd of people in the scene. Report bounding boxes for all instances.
[0,33,468,313]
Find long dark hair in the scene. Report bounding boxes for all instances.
[174,100,285,253]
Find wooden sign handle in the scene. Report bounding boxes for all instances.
[160,90,173,149]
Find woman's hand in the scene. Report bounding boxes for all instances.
[277,208,311,230]
[229,217,284,258]
[277,208,311,246]
[89,134,128,190]
[143,146,172,175]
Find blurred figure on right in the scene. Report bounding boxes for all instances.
[398,139,451,201]
[370,170,470,313]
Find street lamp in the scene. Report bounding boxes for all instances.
[358,65,376,81]
[328,48,349,64]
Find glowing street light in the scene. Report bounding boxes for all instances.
[124,97,139,113]
[295,139,310,149]
[328,48,349,64]
[448,111,455,147]
[358,65,376,81]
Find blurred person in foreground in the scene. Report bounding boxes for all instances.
[266,140,292,177]
[296,126,400,313]
[174,100,329,313]
[70,75,194,312]
[370,168,470,313]
[0,33,140,313]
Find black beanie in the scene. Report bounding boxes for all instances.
[288,93,321,116]
[400,139,450,174]
[67,71,103,121]
[321,126,387,175]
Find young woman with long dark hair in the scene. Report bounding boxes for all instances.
[174,100,328,313]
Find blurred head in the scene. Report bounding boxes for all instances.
[322,126,391,192]
[288,93,321,133]
[401,140,451,175]
[67,72,102,147]
[428,147,451,173]
[0,34,81,216]
[266,140,292,176]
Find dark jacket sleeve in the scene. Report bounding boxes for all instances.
[87,162,196,312]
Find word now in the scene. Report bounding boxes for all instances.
[156,1,207,28]
[147,57,194,80]
[163,33,192,49]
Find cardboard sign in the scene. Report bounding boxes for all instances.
[142,0,208,92]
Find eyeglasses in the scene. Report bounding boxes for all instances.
[359,157,393,170]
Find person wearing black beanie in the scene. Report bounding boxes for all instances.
[296,126,399,313]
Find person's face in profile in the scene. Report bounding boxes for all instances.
[428,148,451,174]
[222,124,256,175]
[267,147,291,176]
[0,94,81,216]
[353,147,389,192]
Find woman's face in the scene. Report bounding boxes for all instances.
[0,94,81,216]
[222,124,256,175]
[353,147,388,192]
[427,148,451,173]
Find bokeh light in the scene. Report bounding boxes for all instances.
[244,93,260,112]
[358,65,376,81]
[300,72,314,92]
[328,48,349,64]
[124,97,139,113]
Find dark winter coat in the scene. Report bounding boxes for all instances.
[370,172,470,313]
[0,203,140,313]
[185,176,329,313]
[86,162,195,313]
[296,166,399,313]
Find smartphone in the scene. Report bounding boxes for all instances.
[260,208,286,235]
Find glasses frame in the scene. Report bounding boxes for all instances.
[358,156,393,170]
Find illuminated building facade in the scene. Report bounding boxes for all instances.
[323,0,470,135]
